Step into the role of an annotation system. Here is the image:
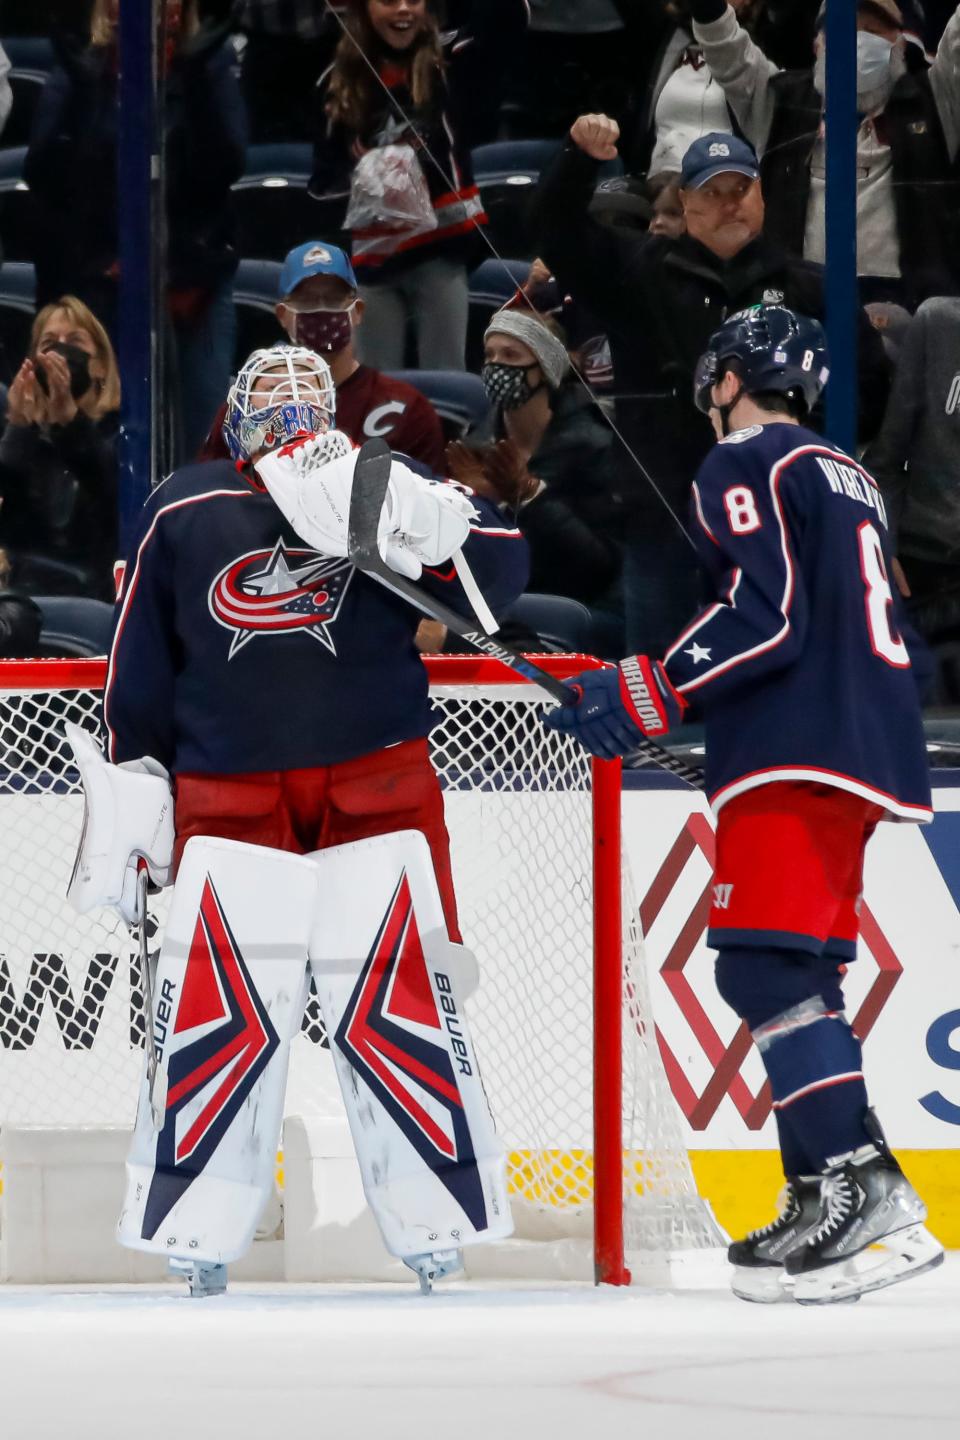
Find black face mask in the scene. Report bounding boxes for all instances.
[35,342,94,401]
[481,361,543,411]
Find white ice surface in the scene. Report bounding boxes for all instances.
[1,1256,957,1440]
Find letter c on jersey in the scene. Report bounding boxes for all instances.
[364,401,407,439]
[919,1008,960,1125]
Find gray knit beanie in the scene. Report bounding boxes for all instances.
[483,309,570,389]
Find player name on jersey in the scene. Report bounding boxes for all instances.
[814,455,888,527]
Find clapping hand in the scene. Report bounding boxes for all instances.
[5,359,45,428]
[482,440,539,508]
[36,347,78,426]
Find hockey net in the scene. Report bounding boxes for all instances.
[0,656,721,1281]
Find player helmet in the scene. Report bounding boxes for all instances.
[693,305,830,419]
[223,344,338,461]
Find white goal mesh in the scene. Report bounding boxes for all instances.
[0,659,721,1275]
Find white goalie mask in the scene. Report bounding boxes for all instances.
[223,344,341,462]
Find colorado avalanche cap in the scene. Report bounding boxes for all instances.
[680,133,760,189]
[279,241,358,298]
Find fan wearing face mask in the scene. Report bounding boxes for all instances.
[0,295,121,600]
[445,307,624,619]
[200,242,445,472]
[687,0,960,307]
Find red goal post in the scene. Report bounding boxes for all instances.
[0,655,720,1284]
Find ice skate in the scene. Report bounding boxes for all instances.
[403,1248,464,1295]
[727,1176,822,1302]
[786,1145,944,1305]
[169,1258,228,1298]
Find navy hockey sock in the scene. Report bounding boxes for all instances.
[753,998,871,1171]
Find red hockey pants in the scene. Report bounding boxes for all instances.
[174,737,461,939]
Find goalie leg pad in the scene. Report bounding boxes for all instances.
[306,829,512,1261]
[118,836,317,1265]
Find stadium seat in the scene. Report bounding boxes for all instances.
[4,39,53,148]
[466,257,531,369]
[504,593,624,660]
[35,596,115,659]
[232,143,338,261]
[0,145,32,261]
[0,259,35,374]
[471,139,558,256]
[387,369,489,441]
[233,258,283,367]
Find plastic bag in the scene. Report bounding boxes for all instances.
[345,144,437,233]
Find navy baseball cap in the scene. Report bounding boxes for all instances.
[278,241,358,299]
[680,133,760,189]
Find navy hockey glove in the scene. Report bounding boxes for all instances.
[544,656,686,760]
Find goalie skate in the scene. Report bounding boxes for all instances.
[727,1175,822,1303]
[786,1145,944,1305]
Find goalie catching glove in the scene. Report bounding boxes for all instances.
[256,436,477,580]
[544,656,686,760]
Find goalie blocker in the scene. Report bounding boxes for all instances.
[116,829,512,1288]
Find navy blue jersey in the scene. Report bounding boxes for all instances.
[662,423,932,821]
[104,457,528,774]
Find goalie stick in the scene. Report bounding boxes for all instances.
[347,439,705,790]
[135,864,167,1131]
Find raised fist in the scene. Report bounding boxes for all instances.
[570,114,620,162]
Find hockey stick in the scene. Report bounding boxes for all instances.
[136,864,167,1131]
[347,439,705,789]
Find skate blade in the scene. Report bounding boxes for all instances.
[794,1225,944,1305]
[731,1265,794,1304]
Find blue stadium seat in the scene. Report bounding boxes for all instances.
[232,258,283,367]
[232,144,324,262]
[505,593,624,660]
[471,139,558,257]
[35,597,115,659]
[3,37,55,72]
[387,369,489,440]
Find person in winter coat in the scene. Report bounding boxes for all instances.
[686,0,960,306]
[446,308,624,621]
[530,120,891,656]
[0,296,121,601]
[309,0,527,371]
[25,0,247,460]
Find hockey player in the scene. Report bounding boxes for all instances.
[75,344,527,1294]
[545,305,944,1305]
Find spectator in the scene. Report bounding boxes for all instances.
[237,0,340,142]
[26,0,247,460]
[647,171,686,238]
[502,1,642,143]
[0,296,121,601]
[866,297,960,624]
[687,0,960,307]
[199,241,445,469]
[0,547,42,658]
[446,308,623,615]
[531,121,891,655]
[309,0,527,371]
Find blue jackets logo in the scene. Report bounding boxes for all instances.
[208,538,353,658]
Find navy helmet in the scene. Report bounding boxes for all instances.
[693,305,830,418]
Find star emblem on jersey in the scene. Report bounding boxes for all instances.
[140,876,280,1240]
[334,872,487,1232]
[685,643,712,665]
[208,539,353,658]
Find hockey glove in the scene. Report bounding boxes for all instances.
[544,656,686,760]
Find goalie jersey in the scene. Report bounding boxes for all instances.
[104,457,528,773]
[661,423,932,821]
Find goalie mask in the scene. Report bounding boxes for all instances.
[223,345,338,462]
